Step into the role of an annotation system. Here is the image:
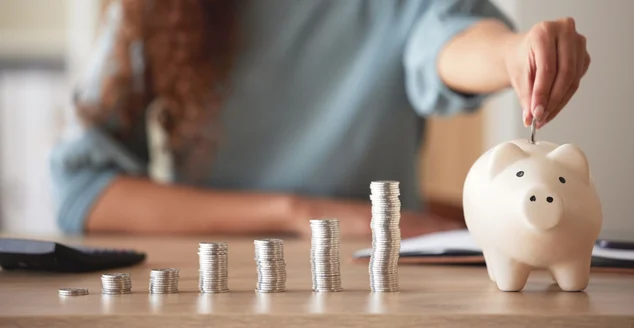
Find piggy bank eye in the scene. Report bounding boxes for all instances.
[559,177,566,184]
[516,171,524,177]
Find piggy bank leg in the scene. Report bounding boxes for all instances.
[550,257,591,292]
[482,250,496,282]
[492,253,531,292]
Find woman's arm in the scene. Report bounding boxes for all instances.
[437,19,517,95]
[85,176,297,235]
[438,17,590,127]
[85,176,463,237]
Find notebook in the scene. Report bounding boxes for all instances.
[351,229,634,273]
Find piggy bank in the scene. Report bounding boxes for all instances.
[462,139,602,292]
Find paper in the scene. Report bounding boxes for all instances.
[353,229,634,261]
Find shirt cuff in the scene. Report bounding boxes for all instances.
[56,168,119,234]
[404,16,489,117]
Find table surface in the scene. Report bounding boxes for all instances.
[1,235,633,328]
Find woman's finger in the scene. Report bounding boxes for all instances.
[538,34,588,128]
[580,35,591,77]
[540,80,576,128]
[543,19,577,123]
[529,23,557,122]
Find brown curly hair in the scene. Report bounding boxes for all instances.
[76,0,238,181]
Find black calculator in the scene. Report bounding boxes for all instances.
[0,238,146,273]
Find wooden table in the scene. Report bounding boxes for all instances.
[1,235,633,327]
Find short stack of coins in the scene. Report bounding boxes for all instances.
[58,288,89,296]
[101,273,132,294]
[310,219,343,292]
[369,180,401,292]
[198,242,229,293]
[254,239,287,293]
[149,268,180,294]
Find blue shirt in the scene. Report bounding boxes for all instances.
[50,0,514,233]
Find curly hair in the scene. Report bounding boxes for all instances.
[76,0,238,181]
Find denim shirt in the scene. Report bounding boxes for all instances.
[50,0,514,233]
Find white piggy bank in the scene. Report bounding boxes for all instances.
[463,139,602,292]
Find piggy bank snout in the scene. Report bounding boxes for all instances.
[521,185,563,231]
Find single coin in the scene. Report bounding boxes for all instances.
[58,288,89,296]
[530,117,537,144]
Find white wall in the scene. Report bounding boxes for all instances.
[0,71,66,234]
[0,1,100,234]
[66,0,102,85]
[0,0,68,60]
[485,0,634,239]
[483,0,522,150]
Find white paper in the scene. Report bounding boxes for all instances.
[353,229,634,262]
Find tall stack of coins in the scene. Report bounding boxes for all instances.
[149,268,180,294]
[310,219,343,292]
[101,273,132,294]
[369,180,401,292]
[254,239,287,293]
[198,242,229,293]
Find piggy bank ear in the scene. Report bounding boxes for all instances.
[489,142,528,178]
[547,144,590,184]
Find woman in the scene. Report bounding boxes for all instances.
[51,0,590,237]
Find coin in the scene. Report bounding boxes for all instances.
[369,180,401,292]
[530,117,537,144]
[58,288,89,296]
[101,273,132,295]
[310,219,343,292]
[254,239,286,293]
[149,268,179,294]
[199,242,229,293]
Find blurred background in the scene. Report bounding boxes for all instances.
[0,0,632,239]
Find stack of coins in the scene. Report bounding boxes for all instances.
[309,219,343,292]
[149,268,180,294]
[369,180,401,292]
[253,239,286,293]
[198,242,229,293]
[101,273,132,294]
[58,288,89,296]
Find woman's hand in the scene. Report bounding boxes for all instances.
[505,17,591,129]
[293,196,464,239]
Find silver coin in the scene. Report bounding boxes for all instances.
[199,289,229,293]
[58,288,89,296]
[310,219,343,292]
[149,268,180,294]
[101,273,132,294]
[198,242,229,294]
[368,180,402,292]
[101,279,132,283]
[102,290,132,295]
[199,241,228,247]
[253,238,287,293]
[256,281,286,286]
[102,272,130,277]
[530,117,537,144]
[313,287,343,293]
[198,251,229,256]
[254,239,283,245]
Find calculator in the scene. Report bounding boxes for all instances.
[0,238,146,273]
